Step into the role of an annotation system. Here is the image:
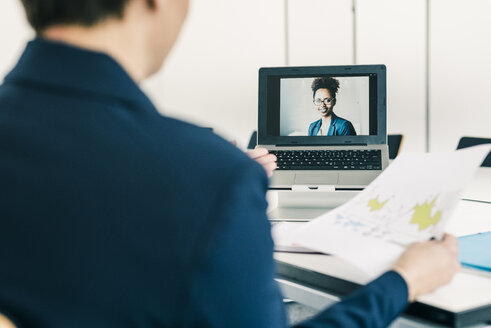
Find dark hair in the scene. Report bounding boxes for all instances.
[20,0,134,33]
[311,77,340,99]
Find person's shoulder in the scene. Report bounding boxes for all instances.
[156,115,266,183]
[309,118,321,130]
[0,81,21,101]
[156,116,236,154]
[308,119,321,136]
[333,115,356,135]
[334,115,350,124]
[334,115,355,128]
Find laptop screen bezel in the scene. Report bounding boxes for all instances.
[258,65,387,146]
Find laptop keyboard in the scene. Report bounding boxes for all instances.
[269,149,382,170]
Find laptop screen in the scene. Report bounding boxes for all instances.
[258,65,387,146]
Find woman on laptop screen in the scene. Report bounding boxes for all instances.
[308,77,357,136]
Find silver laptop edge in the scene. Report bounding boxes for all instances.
[257,65,389,191]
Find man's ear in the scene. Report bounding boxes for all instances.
[146,0,157,9]
[332,98,337,106]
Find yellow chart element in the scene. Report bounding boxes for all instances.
[368,197,389,212]
[410,197,442,231]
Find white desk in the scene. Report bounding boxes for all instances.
[271,167,491,328]
[462,167,491,203]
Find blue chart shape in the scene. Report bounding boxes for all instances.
[458,232,491,272]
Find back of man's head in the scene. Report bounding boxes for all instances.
[18,0,189,81]
[20,0,136,33]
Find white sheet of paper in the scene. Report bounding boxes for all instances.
[292,145,491,278]
[271,222,313,253]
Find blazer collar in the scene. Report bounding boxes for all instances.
[316,113,338,127]
[4,38,154,108]
[330,113,339,126]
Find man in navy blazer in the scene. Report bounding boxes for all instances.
[0,0,459,327]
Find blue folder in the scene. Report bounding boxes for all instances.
[458,232,491,272]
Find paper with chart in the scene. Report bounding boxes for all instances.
[291,145,491,278]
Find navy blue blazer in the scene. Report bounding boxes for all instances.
[0,39,408,327]
[308,114,357,136]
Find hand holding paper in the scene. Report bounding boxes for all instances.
[393,234,461,301]
[291,145,491,278]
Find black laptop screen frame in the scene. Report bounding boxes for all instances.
[258,65,387,146]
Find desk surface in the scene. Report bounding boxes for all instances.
[275,251,491,312]
[462,167,491,203]
[272,167,491,327]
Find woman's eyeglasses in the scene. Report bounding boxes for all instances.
[313,97,335,106]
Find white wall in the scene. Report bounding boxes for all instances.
[1,0,490,152]
[287,0,354,66]
[142,0,285,147]
[357,0,427,153]
[286,0,427,152]
[0,0,32,80]
[430,0,491,151]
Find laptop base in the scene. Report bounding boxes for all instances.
[267,190,360,222]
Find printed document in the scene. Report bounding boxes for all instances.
[291,145,491,278]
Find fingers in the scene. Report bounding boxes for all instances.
[442,233,457,245]
[435,234,460,280]
[246,148,277,178]
[247,148,269,159]
[393,233,462,301]
[254,154,277,166]
[442,234,459,255]
[425,234,458,259]
[263,162,277,178]
[256,155,278,178]
[247,149,277,167]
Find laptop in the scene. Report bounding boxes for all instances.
[258,65,389,192]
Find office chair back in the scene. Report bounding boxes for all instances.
[388,134,403,159]
[247,131,258,150]
[456,137,491,167]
